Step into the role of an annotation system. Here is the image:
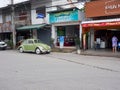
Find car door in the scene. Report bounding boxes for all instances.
[22,40,28,51]
[23,40,33,51]
[27,40,34,51]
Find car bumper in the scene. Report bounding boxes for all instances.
[0,46,7,50]
[41,50,51,53]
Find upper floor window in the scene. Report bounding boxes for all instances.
[19,12,27,20]
[5,15,11,22]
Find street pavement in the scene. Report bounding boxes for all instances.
[0,50,120,90]
[50,52,120,72]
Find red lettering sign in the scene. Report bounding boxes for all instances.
[82,21,120,27]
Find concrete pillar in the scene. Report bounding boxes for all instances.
[33,30,37,39]
[79,24,82,48]
[88,32,91,49]
[51,25,57,46]
[90,29,94,49]
[11,0,16,49]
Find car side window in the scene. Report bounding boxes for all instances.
[23,40,27,44]
[28,40,33,44]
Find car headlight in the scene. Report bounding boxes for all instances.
[4,44,7,46]
[48,46,51,49]
[39,46,44,51]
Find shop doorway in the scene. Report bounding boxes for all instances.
[56,25,79,47]
[37,28,51,45]
[94,29,120,49]
[16,30,31,45]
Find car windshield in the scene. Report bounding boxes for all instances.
[34,39,42,43]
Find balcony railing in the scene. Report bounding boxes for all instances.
[15,19,31,27]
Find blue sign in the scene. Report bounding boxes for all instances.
[49,9,79,23]
[59,36,64,43]
[59,36,64,48]
[37,13,44,18]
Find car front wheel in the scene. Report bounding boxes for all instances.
[19,47,24,53]
[35,48,41,54]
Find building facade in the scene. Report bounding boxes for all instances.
[0,6,12,43]
[29,0,85,47]
[29,0,52,45]
[15,1,31,45]
[48,0,85,48]
[0,1,31,48]
[0,0,86,49]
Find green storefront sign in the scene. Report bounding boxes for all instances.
[49,9,79,23]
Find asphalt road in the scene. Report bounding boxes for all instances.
[0,50,120,90]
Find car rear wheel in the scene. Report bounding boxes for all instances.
[35,48,41,54]
[19,47,24,53]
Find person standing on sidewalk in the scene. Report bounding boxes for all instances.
[112,35,118,53]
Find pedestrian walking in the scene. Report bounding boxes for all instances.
[112,35,118,53]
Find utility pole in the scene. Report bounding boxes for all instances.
[11,0,16,49]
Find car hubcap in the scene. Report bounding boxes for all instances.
[36,48,40,54]
[19,48,23,53]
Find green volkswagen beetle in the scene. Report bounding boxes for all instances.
[18,39,51,54]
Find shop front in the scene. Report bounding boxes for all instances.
[16,24,51,46]
[82,19,120,50]
[49,8,84,48]
[56,25,79,47]
[82,0,120,50]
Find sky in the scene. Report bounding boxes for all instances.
[0,0,29,8]
[0,0,84,9]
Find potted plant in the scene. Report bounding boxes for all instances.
[50,38,55,48]
[6,40,13,49]
[74,37,81,54]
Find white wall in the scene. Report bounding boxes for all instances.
[79,11,85,21]
[31,0,52,25]
[31,10,47,25]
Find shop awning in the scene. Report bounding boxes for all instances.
[17,24,47,30]
[82,18,120,28]
[82,18,120,24]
